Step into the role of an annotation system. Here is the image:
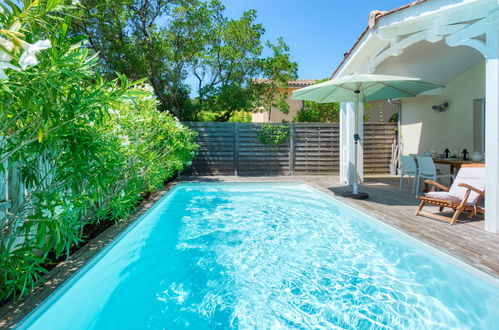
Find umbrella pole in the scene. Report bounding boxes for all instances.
[344,90,369,199]
[353,95,359,195]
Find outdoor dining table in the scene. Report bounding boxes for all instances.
[433,158,485,176]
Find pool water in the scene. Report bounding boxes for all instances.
[19,183,499,329]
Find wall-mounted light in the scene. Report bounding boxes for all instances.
[432,102,448,112]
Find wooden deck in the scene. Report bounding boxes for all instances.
[1,175,498,327]
[178,175,499,277]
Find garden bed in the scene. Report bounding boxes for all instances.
[0,182,177,328]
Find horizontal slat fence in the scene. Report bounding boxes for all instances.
[184,122,396,176]
[294,123,340,174]
[363,123,398,175]
[237,124,290,175]
[185,123,236,175]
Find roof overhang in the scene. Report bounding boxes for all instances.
[332,0,498,84]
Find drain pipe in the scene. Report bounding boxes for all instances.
[388,98,402,144]
[388,98,402,173]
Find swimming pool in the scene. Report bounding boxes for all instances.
[19,183,499,329]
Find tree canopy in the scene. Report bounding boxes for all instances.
[73,0,298,121]
[293,101,341,122]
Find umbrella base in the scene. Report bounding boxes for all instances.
[342,191,369,200]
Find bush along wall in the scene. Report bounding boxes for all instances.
[0,1,197,302]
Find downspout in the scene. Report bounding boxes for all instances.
[388,98,402,145]
[388,98,402,172]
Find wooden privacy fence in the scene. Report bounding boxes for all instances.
[184,122,397,176]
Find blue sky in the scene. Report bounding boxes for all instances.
[221,0,412,79]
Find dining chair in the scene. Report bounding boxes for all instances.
[399,155,418,194]
[415,156,455,194]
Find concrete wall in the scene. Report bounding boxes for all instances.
[400,61,485,156]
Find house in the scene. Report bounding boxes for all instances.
[334,0,499,233]
[251,79,317,122]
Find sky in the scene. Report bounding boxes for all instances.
[220,0,412,79]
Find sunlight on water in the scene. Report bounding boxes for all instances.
[21,183,499,330]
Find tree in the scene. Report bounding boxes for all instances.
[72,0,297,121]
[0,1,197,301]
[291,79,339,122]
[73,0,199,116]
[252,38,298,121]
[293,100,341,122]
[189,4,264,121]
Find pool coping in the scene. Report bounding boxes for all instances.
[1,178,498,327]
[0,182,180,328]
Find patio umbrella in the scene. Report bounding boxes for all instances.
[291,73,443,199]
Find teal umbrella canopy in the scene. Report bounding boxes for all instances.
[291,73,443,103]
[290,73,443,198]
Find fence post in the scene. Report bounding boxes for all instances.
[289,123,295,176]
[234,122,239,176]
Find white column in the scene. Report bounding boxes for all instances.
[484,21,499,233]
[339,102,364,185]
[356,101,364,184]
[339,102,348,184]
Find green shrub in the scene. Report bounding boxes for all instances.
[104,85,198,220]
[196,110,252,122]
[293,101,371,122]
[258,123,290,146]
[293,101,340,122]
[0,1,197,302]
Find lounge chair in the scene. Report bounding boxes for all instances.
[415,164,485,224]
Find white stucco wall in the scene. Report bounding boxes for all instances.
[400,61,485,156]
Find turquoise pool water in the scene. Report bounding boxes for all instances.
[19,183,499,329]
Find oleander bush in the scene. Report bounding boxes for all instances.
[0,1,197,302]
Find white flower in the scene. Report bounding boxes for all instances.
[0,38,14,52]
[0,51,11,62]
[9,21,21,33]
[18,39,52,70]
[72,0,80,5]
[0,38,14,62]
[0,61,20,80]
[142,83,154,93]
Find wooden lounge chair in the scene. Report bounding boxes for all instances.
[415,164,485,224]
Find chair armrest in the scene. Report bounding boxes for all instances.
[458,183,484,196]
[424,179,449,191]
